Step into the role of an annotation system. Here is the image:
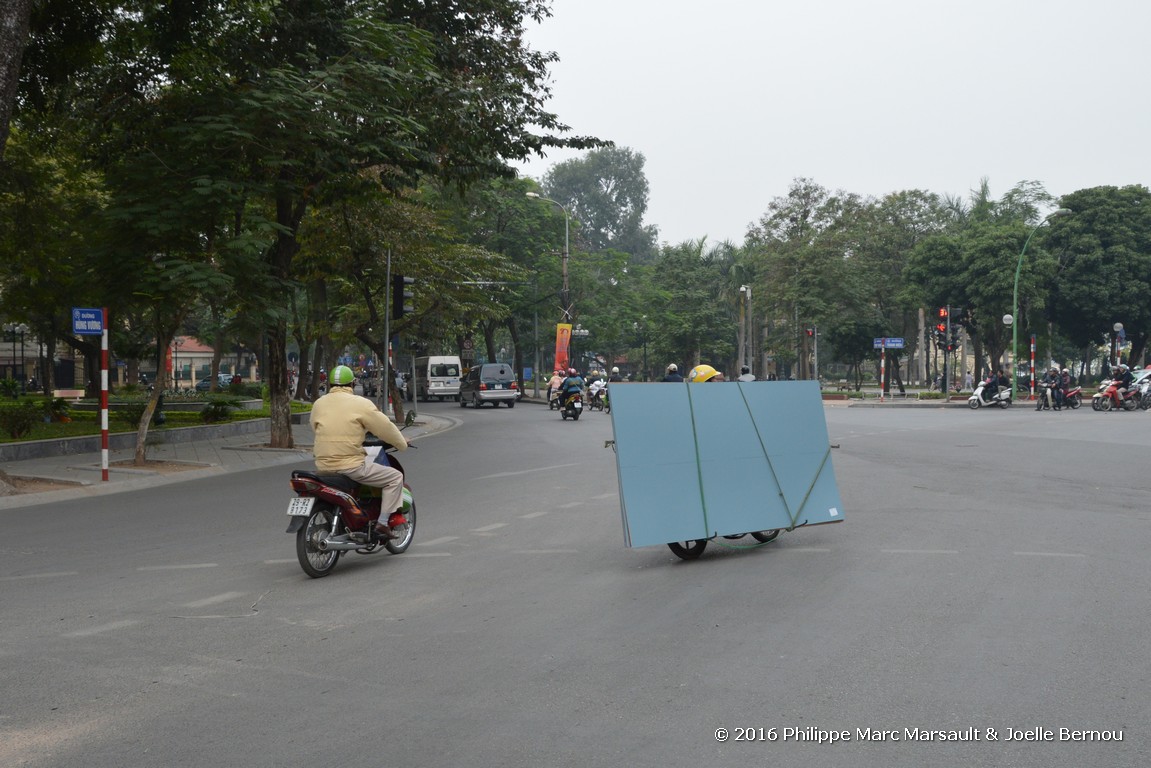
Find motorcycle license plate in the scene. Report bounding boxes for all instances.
[574,401,582,410]
[286,497,315,516]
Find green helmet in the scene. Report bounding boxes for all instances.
[330,365,355,386]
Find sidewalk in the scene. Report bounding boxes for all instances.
[0,413,454,511]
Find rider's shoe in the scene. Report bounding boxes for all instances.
[371,523,396,542]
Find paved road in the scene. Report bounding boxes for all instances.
[1,398,1148,767]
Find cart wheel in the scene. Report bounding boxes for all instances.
[667,540,707,560]
[751,529,781,543]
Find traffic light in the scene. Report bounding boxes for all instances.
[938,307,948,319]
[391,275,414,320]
[805,328,814,337]
[935,322,946,335]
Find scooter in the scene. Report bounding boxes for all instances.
[1092,380,1139,412]
[285,424,416,578]
[968,378,1012,409]
[1035,381,1074,411]
[587,380,607,411]
[561,391,583,421]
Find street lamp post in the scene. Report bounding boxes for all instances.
[526,192,571,322]
[4,322,28,391]
[1012,208,1071,391]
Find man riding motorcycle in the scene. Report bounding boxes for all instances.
[310,364,408,541]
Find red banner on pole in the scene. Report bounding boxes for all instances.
[555,323,572,372]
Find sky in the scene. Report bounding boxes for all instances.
[515,0,1151,246]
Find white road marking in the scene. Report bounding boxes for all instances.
[400,552,452,558]
[558,501,582,509]
[1013,551,1087,558]
[263,559,298,565]
[137,563,218,571]
[778,547,833,553]
[65,620,139,638]
[472,523,507,533]
[473,463,582,480]
[882,549,960,554]
[0,571,79,581]
[513,549,579,554]
[591,493,617,500]
[417,536,459,547]
[519,511,550,519]
[182,592,246,608]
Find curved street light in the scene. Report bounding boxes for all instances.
[525,192,571,322]
[1012,208,1072,392]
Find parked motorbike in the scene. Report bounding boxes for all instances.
[1092,380,1139,412]
[561,391,583,421]
[285,423,416,578]
[668,529,782,560]
[968,378,1012,409]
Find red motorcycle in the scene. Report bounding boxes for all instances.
[1092,381,1138,412]
[285,436,416,578]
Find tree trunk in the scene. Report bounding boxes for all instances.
[0,0,32,159]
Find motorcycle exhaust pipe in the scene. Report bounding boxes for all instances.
[317,536,370,552]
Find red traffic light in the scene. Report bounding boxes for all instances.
[805,328,814,337]
[938,307,948,318]
[936,323,946,333]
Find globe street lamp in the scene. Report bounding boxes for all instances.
[1012,208,1071,390]
[526,192,571,322]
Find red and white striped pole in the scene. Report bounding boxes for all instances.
[879,341,886,403]
[1029,334,1036,400]
[101,307,109,481]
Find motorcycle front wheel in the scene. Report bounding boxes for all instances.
[296,505,342,578]
[1068,394,1081,409]
[385,501,417,554]
[968,398,980,409]
[667,540,708,560]
[1099,397,1113,412]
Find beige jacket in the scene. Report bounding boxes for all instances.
[310,388,407,472]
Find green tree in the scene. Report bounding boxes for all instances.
[542,146,659,263]
[1048,185,1151,368]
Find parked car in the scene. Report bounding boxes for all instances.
[459,363,519,408]
[195,373,235,392]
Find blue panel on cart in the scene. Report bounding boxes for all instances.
[608,384,704,548]
[608,381,843,548]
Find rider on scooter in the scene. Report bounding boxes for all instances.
[559,367,586,408]
[310,364,408,541]
[1116,364,1134,403]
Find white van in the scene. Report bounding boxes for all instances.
[414,355,463,401]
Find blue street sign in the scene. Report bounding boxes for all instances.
[872,337,905,349]
[72,308,103,335]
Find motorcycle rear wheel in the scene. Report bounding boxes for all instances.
[667,540,708,560]
[296,506,342,578]
[385,501,417,554]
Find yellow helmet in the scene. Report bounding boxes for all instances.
[688,364,721,382]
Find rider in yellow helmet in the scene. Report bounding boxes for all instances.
[687,364,724,382]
